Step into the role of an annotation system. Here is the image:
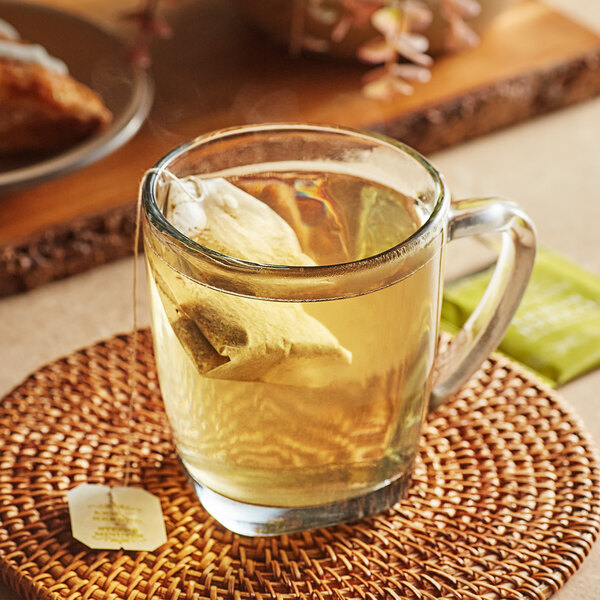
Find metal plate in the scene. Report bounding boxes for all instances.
[0,1,153,191]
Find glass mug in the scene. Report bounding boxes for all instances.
[141,124,536,536]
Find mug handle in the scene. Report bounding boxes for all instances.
[429,198,537,410]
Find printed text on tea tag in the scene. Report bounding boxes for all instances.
[67,484,167,551]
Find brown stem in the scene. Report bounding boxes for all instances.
[289,0,307,57]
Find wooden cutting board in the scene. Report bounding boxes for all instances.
[1,0,600,296]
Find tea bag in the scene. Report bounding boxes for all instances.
[167,176,315,265]
[156,175,352,386]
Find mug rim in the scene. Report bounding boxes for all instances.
[142,123,449,277]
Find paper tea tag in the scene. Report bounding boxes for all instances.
[67,484,167,551]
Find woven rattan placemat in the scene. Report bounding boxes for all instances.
[1,329,599,600]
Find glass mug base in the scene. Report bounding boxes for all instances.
[182,461,413,536]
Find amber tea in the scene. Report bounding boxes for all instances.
[146,171,440,508]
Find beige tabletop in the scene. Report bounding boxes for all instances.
[1,1,600,598]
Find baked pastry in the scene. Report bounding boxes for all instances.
[0,19,113,156]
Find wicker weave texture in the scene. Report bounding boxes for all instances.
[0,329,599,600]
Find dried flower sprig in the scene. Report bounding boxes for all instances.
[121,0,176,67]
[123,0,482,99]
[441,0,482,50]
[305,0,481,98]
[357,2,434,100]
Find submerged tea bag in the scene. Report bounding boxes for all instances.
[167,176,315,265]
[156,175,352,386]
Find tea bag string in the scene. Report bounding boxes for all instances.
[105,169,188,524]
[122,167,199,490]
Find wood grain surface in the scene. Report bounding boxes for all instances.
[1,0,600,296]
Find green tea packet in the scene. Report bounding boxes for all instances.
[442,247,600,387]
